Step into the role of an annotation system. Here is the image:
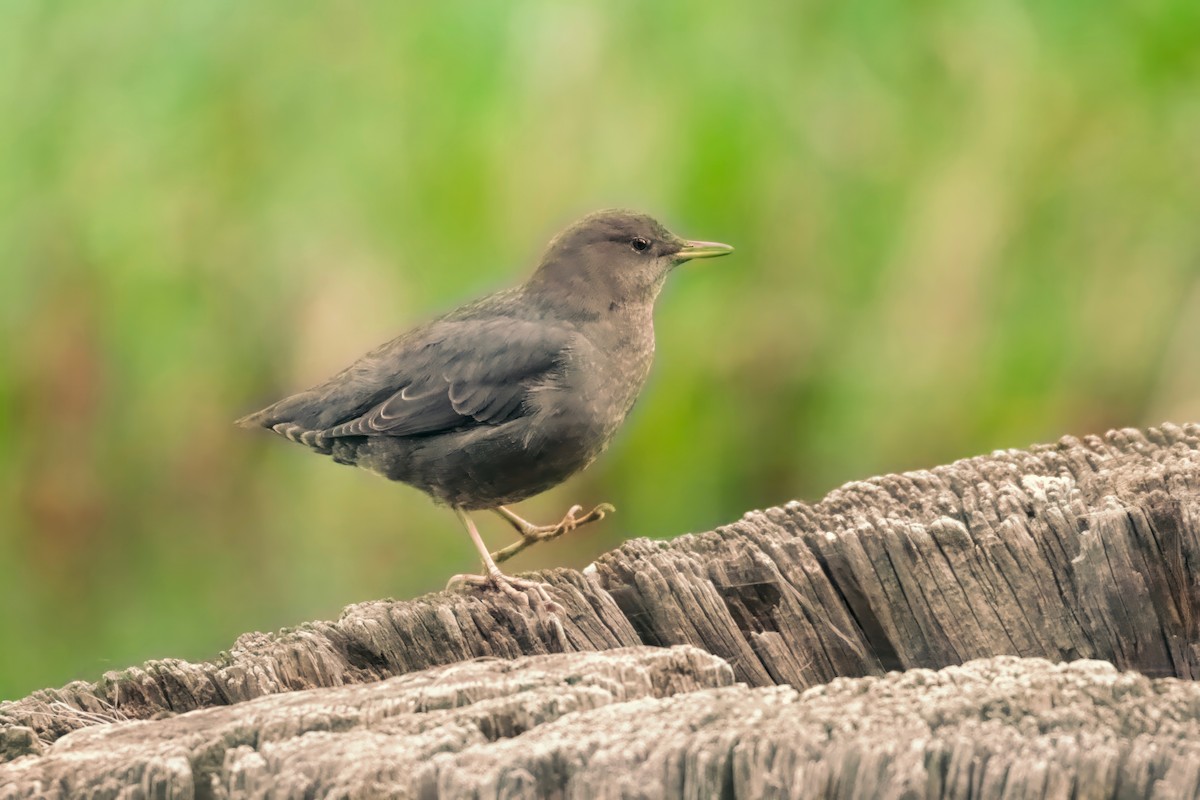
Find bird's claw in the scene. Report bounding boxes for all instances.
[447,571,565,617]
[489,502,615,565]
[447,571,568,646]
[559,504,584,531]
[534,502,615,543]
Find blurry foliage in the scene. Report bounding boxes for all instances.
[1,0,1198,698]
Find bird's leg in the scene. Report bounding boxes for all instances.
[489,502,615,564]
[446,507,564,618]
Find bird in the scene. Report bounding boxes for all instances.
[237,209,733,609]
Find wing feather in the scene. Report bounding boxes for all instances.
[321,317,568,439]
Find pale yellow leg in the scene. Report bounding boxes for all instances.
[445,508,565,630]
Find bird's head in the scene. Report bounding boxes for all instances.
[528,210,733,313]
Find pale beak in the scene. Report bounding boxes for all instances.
[674,239,734,262]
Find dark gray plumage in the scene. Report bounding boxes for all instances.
[237,209,733,605]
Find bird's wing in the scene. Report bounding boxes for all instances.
[318,316,570,438]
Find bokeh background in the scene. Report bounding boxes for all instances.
[2,0,1198,699]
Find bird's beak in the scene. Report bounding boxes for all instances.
[674,240,734,262]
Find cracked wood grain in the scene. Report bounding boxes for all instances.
[1,423,1199,798]
[589,422,1200,685]
[5,652,1200,798]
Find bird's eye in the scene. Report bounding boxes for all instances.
[631,237,651,253]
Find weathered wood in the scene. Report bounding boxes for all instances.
[1,422,1199,796]
[1,571,642,753]
[590,422,1200,685]
[5,649,1200,799]
[0,647,733,799]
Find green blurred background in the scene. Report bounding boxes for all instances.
[2,0,1198,699]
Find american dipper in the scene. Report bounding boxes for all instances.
[237,210,733,606]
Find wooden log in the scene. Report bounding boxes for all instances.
[0,572,643,754]
[589,422,1200,685]
[1,422,1198,796]
[4,649,1200,798]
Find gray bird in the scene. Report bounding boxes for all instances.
[237,210,733,605]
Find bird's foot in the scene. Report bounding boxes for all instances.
[447,569,567,646]
[490,502,615,564]
[448,508,568,647]
[447,569,565,617]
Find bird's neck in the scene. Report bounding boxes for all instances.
[525,271,664,321]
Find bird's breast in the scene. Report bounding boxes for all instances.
[541,315,656,449]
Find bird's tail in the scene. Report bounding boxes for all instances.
[235,394,333,454]
[234,409,268,429]
[236,389,321,430]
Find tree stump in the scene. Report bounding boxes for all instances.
[2,422,1198,798]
